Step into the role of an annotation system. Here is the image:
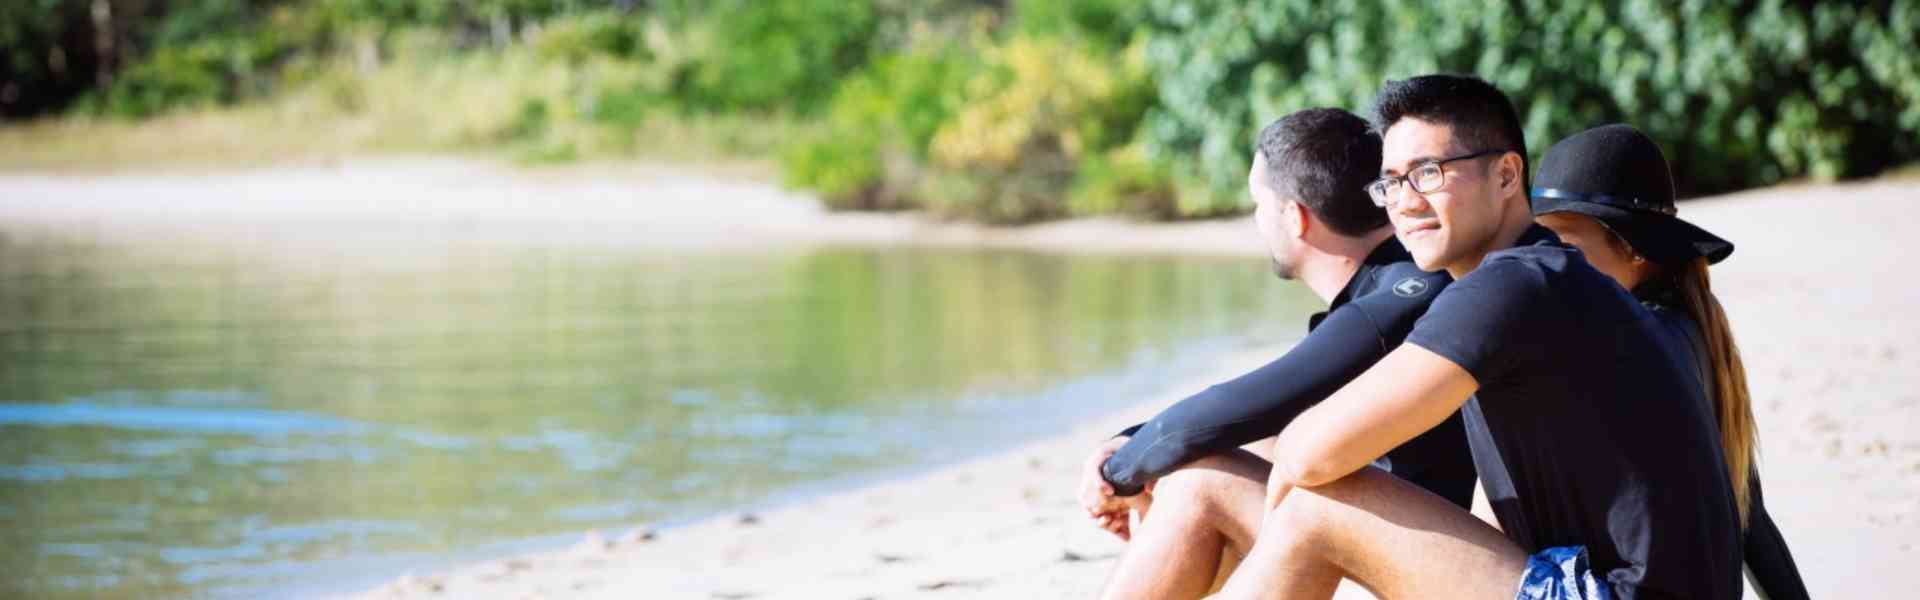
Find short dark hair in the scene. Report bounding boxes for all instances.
[1372,74,1529,190]
[1255,108,1387,237]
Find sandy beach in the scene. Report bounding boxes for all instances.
[5,163,1913,599]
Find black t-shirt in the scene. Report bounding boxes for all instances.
[1102,238,1474,508]
[1404,226,1741,600]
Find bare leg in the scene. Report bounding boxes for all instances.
[1217,466,1529,600]
[1100,450,1272,600]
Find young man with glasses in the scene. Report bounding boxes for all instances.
[1078,108,1474,599]
[1213,75,1741,600]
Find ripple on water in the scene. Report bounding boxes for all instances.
[0,402,373,437]
[0,463,139,482]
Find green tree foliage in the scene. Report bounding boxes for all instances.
[783,0,1167,222]
[1012,0,1140,49]
[1,0,142,118]
[530,10,649,64]
[5,0,1915,223]
[86,1,324,118]
[1137,0,1920,205]
[918,36,1159,222]
[674,0,879,114]
[781,44,978,211]
[1,0,648,119]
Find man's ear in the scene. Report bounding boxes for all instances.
[1285,199,1310,239]
[1497,152,1525,195]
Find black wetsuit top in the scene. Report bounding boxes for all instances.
[1101,238,1475,509]
[1405,226,1742,600]
[1641,286,1809,600]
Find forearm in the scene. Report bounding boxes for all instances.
[1100,319,1389,496]
[1102,381,1313,495]
[1271,343,1476,488]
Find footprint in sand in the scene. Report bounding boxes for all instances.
[917,578,988,591]
[1059,549,1119,563]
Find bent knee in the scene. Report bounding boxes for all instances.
[1158,453,1266,494]
[1264,468,1397,541]
[1267,485,1335,538]
[1146,457,1249,512]
[1153,460,1226,504]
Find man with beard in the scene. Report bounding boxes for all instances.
[1080,108,1473,599]
[1214,75,1739,600]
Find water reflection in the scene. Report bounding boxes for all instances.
[0,227,1315,598]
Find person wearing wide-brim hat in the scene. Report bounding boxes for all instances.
[1531,123,1732,277]
[1530,123,1810,600]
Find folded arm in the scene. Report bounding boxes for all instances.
[1269,342,1478,493]
[1101,304,1395,496]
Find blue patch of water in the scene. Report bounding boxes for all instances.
[0,402,373,437]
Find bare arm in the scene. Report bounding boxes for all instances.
[1267,343,1477,506]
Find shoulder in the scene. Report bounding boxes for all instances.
[1349,261,1449,317]
[1342,261,1451,344]
[1464,237,1600,290]
[1645,301,1709,357]
[1451,251,1556,297]
[1420,247,1584,333]
[1375,261,1451,297]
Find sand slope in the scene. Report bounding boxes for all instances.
[8,163,1902,599]
[326,174,1919,599]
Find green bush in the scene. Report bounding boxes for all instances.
[1067,144,1180,218]
[782,28,1171,223]
[1137,0,1920,203]
[14,0,1910,226]
[1012,0,1142,49]
[780,44,978,211]
[87,40,274,118]
[589,83,660,130]
[532,10,651,64]
[676,0,879,114]
[781,132,889,211]
[315,0,632,35]
[919,36,1161,222]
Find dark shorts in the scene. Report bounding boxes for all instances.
[1514,546,1613,600]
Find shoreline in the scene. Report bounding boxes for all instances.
[344,173,1916,599]
[4,162,1914,599]
[350,346,1290,600]
[294,335,1288,600]
[0,157,1265,259]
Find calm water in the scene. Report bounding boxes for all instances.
[0,224,1315,598]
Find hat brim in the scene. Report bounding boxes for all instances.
[1532,195,1734,265]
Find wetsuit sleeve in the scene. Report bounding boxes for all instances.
[1742,471,1810,600]
[1099,302,1394,496]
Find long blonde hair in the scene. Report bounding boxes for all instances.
[1598,227,1758,528]
[1668,256,1758,528]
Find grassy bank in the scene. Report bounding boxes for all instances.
[0,35,804,173]
[0,103,794,175]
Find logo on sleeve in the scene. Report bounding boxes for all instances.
[1391,277,1430,298]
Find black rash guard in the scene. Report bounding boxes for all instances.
[1642,289,1809,600]
[1100,238,1475,508]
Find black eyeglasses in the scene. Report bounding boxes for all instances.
[1366,149,1512,209]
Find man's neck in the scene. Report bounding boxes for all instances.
[1444,196,1535,279]
[1300,228,1395,304]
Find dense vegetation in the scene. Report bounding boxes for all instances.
[3,0,1915,221]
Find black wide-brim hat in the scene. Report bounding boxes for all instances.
[1530,124,1734,265]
